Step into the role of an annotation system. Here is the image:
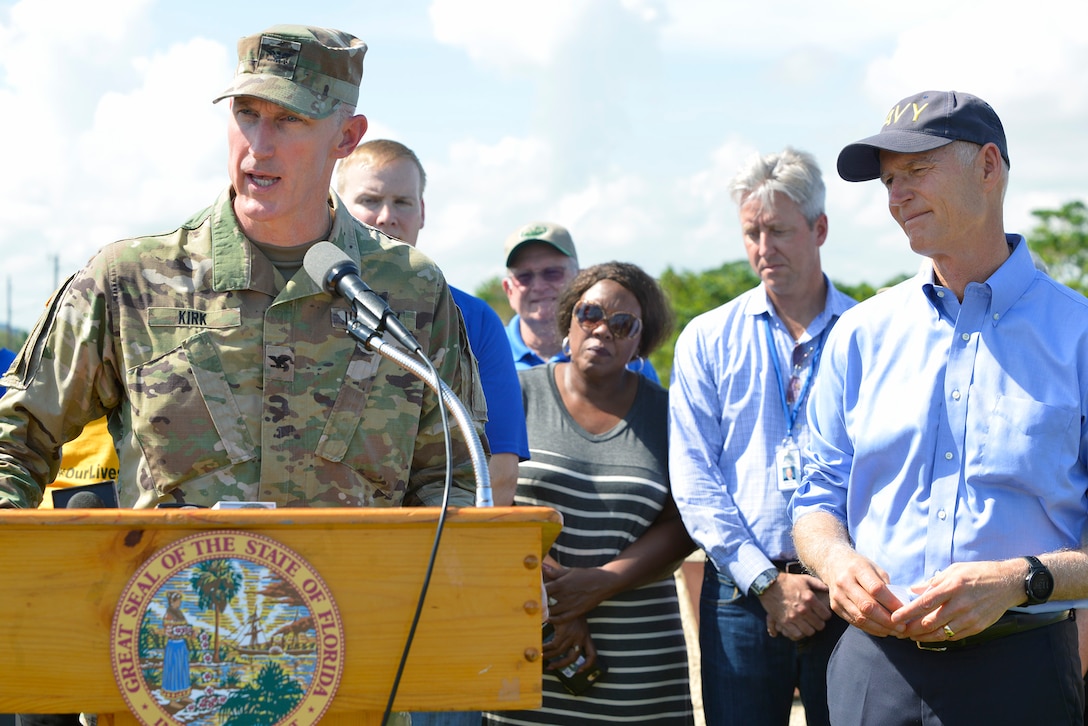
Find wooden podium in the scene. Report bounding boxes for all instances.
[0,506,561,725]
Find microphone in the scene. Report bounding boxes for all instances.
[53,480,119,508]
[66,490,107,508]
[304,242,422,353]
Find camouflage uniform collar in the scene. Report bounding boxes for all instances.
[272,194,368,302]
[208,189,368,297]
[205,190,272,295]
[327,192,363,262]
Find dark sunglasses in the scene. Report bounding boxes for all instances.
[574,302,642,339]
[509,266,569,287]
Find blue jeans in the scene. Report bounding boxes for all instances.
[700,559,845,726]
[409,712,480,726]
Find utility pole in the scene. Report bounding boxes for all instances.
[5,275,10,350]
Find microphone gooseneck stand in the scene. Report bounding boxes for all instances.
[343,309,493,726]
[344,315,493,507]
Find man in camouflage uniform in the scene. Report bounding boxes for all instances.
[0,25,486,511]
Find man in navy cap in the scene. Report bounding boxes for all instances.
[790,90,1088,724]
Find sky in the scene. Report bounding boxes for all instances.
[1,0,1086,334]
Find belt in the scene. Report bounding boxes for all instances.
[772,560,807,575]
[916,609,1073,652]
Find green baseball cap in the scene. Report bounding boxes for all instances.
[213,25,366,119]
[504,222,578,267]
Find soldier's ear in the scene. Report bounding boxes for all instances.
[335,114,368,159]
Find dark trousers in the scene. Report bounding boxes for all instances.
[15,717,81,726]
[828,619,1083,725]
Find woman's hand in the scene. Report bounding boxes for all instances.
[543,561,616,624]
[542,497,694,625]
[544,616,599,671]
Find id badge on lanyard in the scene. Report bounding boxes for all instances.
[764,316,826,492]
[776,437,801,491]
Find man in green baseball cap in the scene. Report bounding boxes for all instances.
[501,221,661,383]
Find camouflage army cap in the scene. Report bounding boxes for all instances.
[504,222,578,267]
[213,25,366,119]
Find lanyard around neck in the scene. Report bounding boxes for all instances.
[763,315,826,438]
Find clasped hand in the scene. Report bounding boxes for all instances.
[541,558,617,624]
[542,558,609,670]
[763,572,834,641]
[825,554,1023,643]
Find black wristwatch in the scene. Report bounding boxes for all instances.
[1022,555,1054,606]
[749,567,779,597]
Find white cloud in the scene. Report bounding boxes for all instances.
[2,0,1086,335]
[429,0,665,72]
[420,135,556,280]
[72,37,229,221]
[422,133,754,291]
[661,0,903,55]
[0,1,230,330]
[659,0,1077,57]
[860,8,1088,112]
[428,0,585,70]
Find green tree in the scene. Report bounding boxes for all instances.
[1026,200,1088,294]
[138,616,161,658]
[3,328,27,353]
[474,276,512,323]
[220,661,304,725]
[652,263,902,384]
[190,559,242,663]
[474,259,907,386]
[652,262,761,382]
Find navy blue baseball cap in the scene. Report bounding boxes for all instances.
[837,90,1009,182]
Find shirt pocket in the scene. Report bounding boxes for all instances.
[313,310,424,500]
[967,390,1078,486]
[130,330,257,493]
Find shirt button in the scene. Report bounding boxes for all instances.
[952,390,961,400]
[936,290,945,298]
[993,313,1001,321]
[961,333,971,341]
[937,509,947,520]
[945,451,954,460]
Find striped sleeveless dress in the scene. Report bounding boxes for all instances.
[484,363,693,725]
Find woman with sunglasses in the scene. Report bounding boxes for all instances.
[485,262,695,725]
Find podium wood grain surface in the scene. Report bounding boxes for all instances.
[0,506,561,720]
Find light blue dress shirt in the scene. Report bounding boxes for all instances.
[789,236,1088,611]
[669,280,856,594]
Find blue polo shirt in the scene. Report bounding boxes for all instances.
[0,347,15,396]
[452,289,530,459]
